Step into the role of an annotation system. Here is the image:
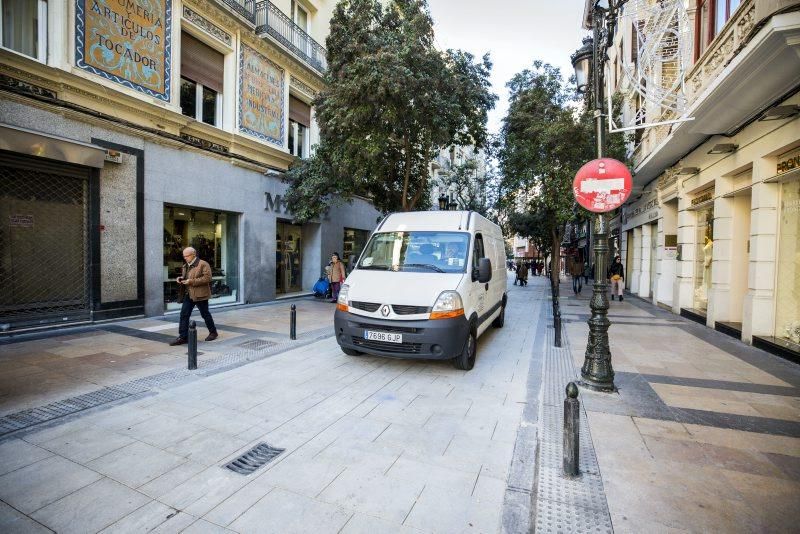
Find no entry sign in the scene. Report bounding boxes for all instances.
[573,158,632,213]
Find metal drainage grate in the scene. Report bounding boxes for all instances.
[237,339,277,351]
[224,442,285,475]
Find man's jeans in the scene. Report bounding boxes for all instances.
[179,297,217,339]
[572,276,582,293]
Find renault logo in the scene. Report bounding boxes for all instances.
[380,305,390,317]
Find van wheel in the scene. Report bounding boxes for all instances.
[492,303,505,328]
[453,329,476,370]
[341,347,362,356]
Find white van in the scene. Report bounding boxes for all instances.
[333,211,507,370]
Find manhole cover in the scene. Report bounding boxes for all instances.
[225,442,285,475]
[237,339,276,351]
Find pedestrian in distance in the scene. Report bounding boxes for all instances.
[583,262,591,285]
[570,257,583,294]
[169,247,218,346]
[516,261,528,286]
[328,252,346,303]
[608,256,625,301]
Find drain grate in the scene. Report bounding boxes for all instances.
[237,339,277,351]
[224,442,285,475]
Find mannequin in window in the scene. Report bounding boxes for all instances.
[702,235,713,292]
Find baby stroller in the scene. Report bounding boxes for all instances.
[312,274,331,299]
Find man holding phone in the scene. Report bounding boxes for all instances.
[169,247,219,345]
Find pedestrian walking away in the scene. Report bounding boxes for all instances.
[329,252,346,302]
[570,257,583,294]
[170,247,218,345]
[515,261,528,286]
[608,256,625,301]
[583,261,591,284]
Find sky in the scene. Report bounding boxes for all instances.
[427,0,589,135]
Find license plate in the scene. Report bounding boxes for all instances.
[364,330,402,343]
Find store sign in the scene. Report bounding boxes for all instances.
[9,214,34,228]
[691,188,714,206]
[265,193,330,219]
[621,190,659,231]
[777,152,800,175]
[573,158,633,213]
[239,45,285,146]
[75,0,171,101]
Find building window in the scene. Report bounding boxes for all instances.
[776,180,800,345]
[289,95,311,158]
[342,228,370,271]
[1,0,47,61]
[163,205,239,310]
[180,32,224,127]
[695,0,742,60]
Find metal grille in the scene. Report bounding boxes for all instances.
[352,337,422,354]
[255,1,327,74]
[350,301,380,313]
[237,339,276,351]
[225,442,284,475]
[0,164,90,326]
[392,304,431,315]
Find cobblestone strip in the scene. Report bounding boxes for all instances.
[533,302,614,533]
[0,329,334,439]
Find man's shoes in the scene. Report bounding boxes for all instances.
[205,332,218,341]
[169,337,187,346]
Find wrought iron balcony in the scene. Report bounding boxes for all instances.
[255,1,327,74]
[219,0,256,23]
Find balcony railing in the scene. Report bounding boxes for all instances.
[219,0,256,23]
[255,1,327,74]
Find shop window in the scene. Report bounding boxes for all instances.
[289,96,311,158]
[180,32,223,127]
[693,206,714,312]
[342,228,370,271]
[1,0,47,61]
[776,181,800,345]
[163,206,239,310]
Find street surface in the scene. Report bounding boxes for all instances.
[0,274,798,533]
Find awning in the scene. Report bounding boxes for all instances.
[0,123,106,168]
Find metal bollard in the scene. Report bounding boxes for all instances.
[563,382,580,477]
[553,300,562,348]
[290,304,297,340]
[188,320,197,370]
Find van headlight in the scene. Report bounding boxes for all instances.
[336,284,349,312]
[430,291,464,320]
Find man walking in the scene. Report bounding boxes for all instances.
[170,247,218,345]
[570,257,583,294]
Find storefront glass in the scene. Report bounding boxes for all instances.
[276,221,303,294]
[776,181,800,344]
[163,206,239,310]
[343,228,370,271]
[693,207,714,311]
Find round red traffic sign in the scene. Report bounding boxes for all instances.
[573,158,633,213]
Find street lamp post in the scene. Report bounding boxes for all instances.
[572,3,615,392]
[438,192,448,211]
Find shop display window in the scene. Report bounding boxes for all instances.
[693,207,714,311]
[776,181,800,344]
[163,206,239,310]
[342,228,370,271]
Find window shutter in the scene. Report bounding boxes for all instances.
[289,96,311,128]
[181,32,224,93]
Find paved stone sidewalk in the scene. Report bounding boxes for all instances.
[0,276,542,533]
[549,277,800,533]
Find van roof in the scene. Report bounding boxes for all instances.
[377,211,498,233]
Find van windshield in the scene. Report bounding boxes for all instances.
[357,231,470,273]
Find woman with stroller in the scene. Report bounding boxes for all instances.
[328,253,346,303]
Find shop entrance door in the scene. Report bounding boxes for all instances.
[0,157,91,328]
[276,221,303,294]
[649,223,658,297]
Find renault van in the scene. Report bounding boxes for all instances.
[333,211,507,370]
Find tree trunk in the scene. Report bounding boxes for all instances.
[401,135,412,211]
[550,228,561,296]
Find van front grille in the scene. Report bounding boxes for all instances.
[353,323,422,334]
[352,337,422,354]
[392,304,431,315]
[350,301,380,312]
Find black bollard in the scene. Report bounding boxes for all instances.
[188,320,197,370]
[290,304,297,340]
[563,382,580,477]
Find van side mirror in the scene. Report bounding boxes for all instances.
[478,258,492,283]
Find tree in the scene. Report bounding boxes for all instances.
[283,0,497,221]
[441,153,498,219]
[498,61,626,291]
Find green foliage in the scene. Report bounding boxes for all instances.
[442,154,498,219]
[283,0,497,221]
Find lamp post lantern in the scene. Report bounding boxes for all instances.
[571,1,622,392]
[438,192,448,211]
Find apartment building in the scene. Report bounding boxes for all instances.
[0,0,380,331]
[599,0,800,360]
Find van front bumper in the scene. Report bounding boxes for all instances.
[333,309,469,360]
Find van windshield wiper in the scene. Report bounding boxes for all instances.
[358,265,390,270]
[401,263,445,273]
